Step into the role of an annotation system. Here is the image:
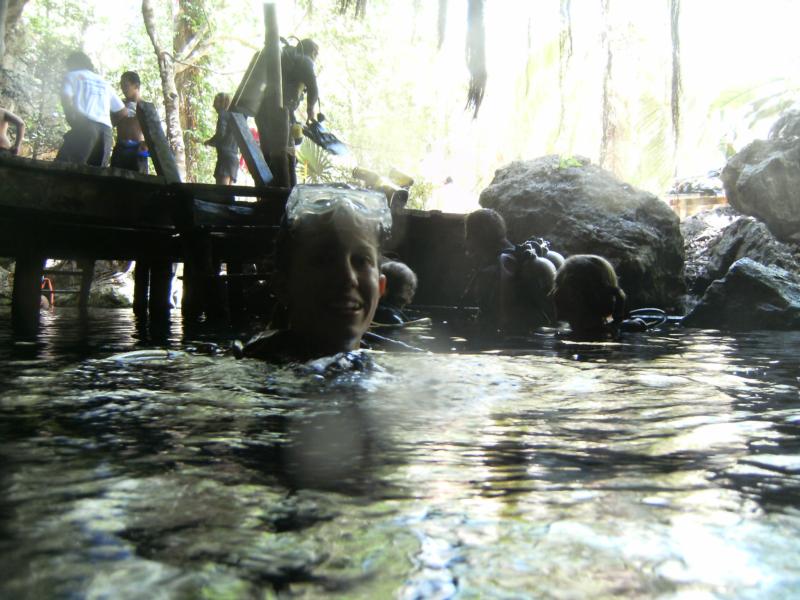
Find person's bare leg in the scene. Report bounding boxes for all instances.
[215,175,232,186]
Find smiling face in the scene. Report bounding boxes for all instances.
[120,78,139,102]
[281,211,386,358]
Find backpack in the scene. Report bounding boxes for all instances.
[497,238,564,326]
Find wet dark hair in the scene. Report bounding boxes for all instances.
[297,38,319,57]
[121,71,141,87]
[553,254,626,331]
[273,207,383,279]
[65,51,94,72]
[213,92,232,111]
[381,260,417,303]
[465,208,508,249]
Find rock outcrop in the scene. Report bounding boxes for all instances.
[681,207,800,298]
[479,155,685,311]
[721,137,800,242]
[0,265,11,305]
[683,258,800,330]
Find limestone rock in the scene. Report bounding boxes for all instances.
[0,265,11,304]
[683,258,800,330]
[682,208,800,297]
[479,155,685,311]
[721,137,800,242]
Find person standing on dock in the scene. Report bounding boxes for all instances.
[56,51,127,167]
[110,71,148,174]
[205,92,239,186]
[0,106,26,156]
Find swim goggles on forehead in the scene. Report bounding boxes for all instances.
[285,184,392,232]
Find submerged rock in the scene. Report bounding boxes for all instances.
[683,258,800,330]
[479,155,685,311]
[0,265,10,305]
[721,136,800,242]
[682,208,800,298]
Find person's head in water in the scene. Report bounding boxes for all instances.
[297,38,319,62]
[65,51,94,73]
[274,186,390,358]
[465,208,512,266]
[380,260,417,309]
[213,92,232,113]
[120,71,141,102]
[552,254,626,337]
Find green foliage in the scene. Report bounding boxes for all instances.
[406,178,433,210]
[10,0,95,159]
[557,155,582,169]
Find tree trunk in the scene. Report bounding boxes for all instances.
[0,0,26,63]
[142,0,186,179]
[599,0,617,172]
[174,0,208,182]
[0,0,8,62]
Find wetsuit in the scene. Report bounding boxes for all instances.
[208,109,239,182]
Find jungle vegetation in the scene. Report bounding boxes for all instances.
[1,0,797,211]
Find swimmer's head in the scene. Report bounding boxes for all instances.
[553,254,626,336]
[465,208,509,263]
[213,92,232,112]
[274,185,390,357]
[381,260,417,309]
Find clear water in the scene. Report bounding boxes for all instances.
[1,307,799,598]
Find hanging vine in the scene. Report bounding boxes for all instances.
[557,0,573,136]
[599,0,614,169]
[338,0,366,19]
[437,0,448,49]
[670,0,681,150]
[465,0,486,118]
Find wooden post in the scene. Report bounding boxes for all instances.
[230,111,273,186]
[148,260,173,316]
[78,259,94,312]
[11,254,45,336]
[137,101,182,183]
[256,2,290,189]
[136,101,180,319]
[226,260,245,318]
[133,262,150,316]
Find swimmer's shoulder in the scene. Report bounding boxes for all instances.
[235,329,294,361]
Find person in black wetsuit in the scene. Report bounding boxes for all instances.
[255,38,320,187]
[552,254,628,339]
[373,260,418,325]
[205,92,239,185]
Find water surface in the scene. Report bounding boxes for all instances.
[1,308,799,598]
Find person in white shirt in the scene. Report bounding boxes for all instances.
[56,51,127,167]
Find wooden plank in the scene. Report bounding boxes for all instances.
[137,101,182,183]
[230,111,273,186]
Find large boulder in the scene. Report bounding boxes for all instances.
[681,208,800,297]
[479,155,685,311]
[721,137,800,242]
[683,258,800,330]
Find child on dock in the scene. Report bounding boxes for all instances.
[241,184,390,361]
[205,92,239,186]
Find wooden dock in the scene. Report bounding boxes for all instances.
[0,154,290,333]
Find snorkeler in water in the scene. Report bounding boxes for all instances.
[240,185,390,362]
[373,260,418,325]
[552,254,627,339]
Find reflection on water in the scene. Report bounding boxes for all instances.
[1,307,799,598]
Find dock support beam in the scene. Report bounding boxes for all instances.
[255,2,290,189]
[11,255,45,336]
